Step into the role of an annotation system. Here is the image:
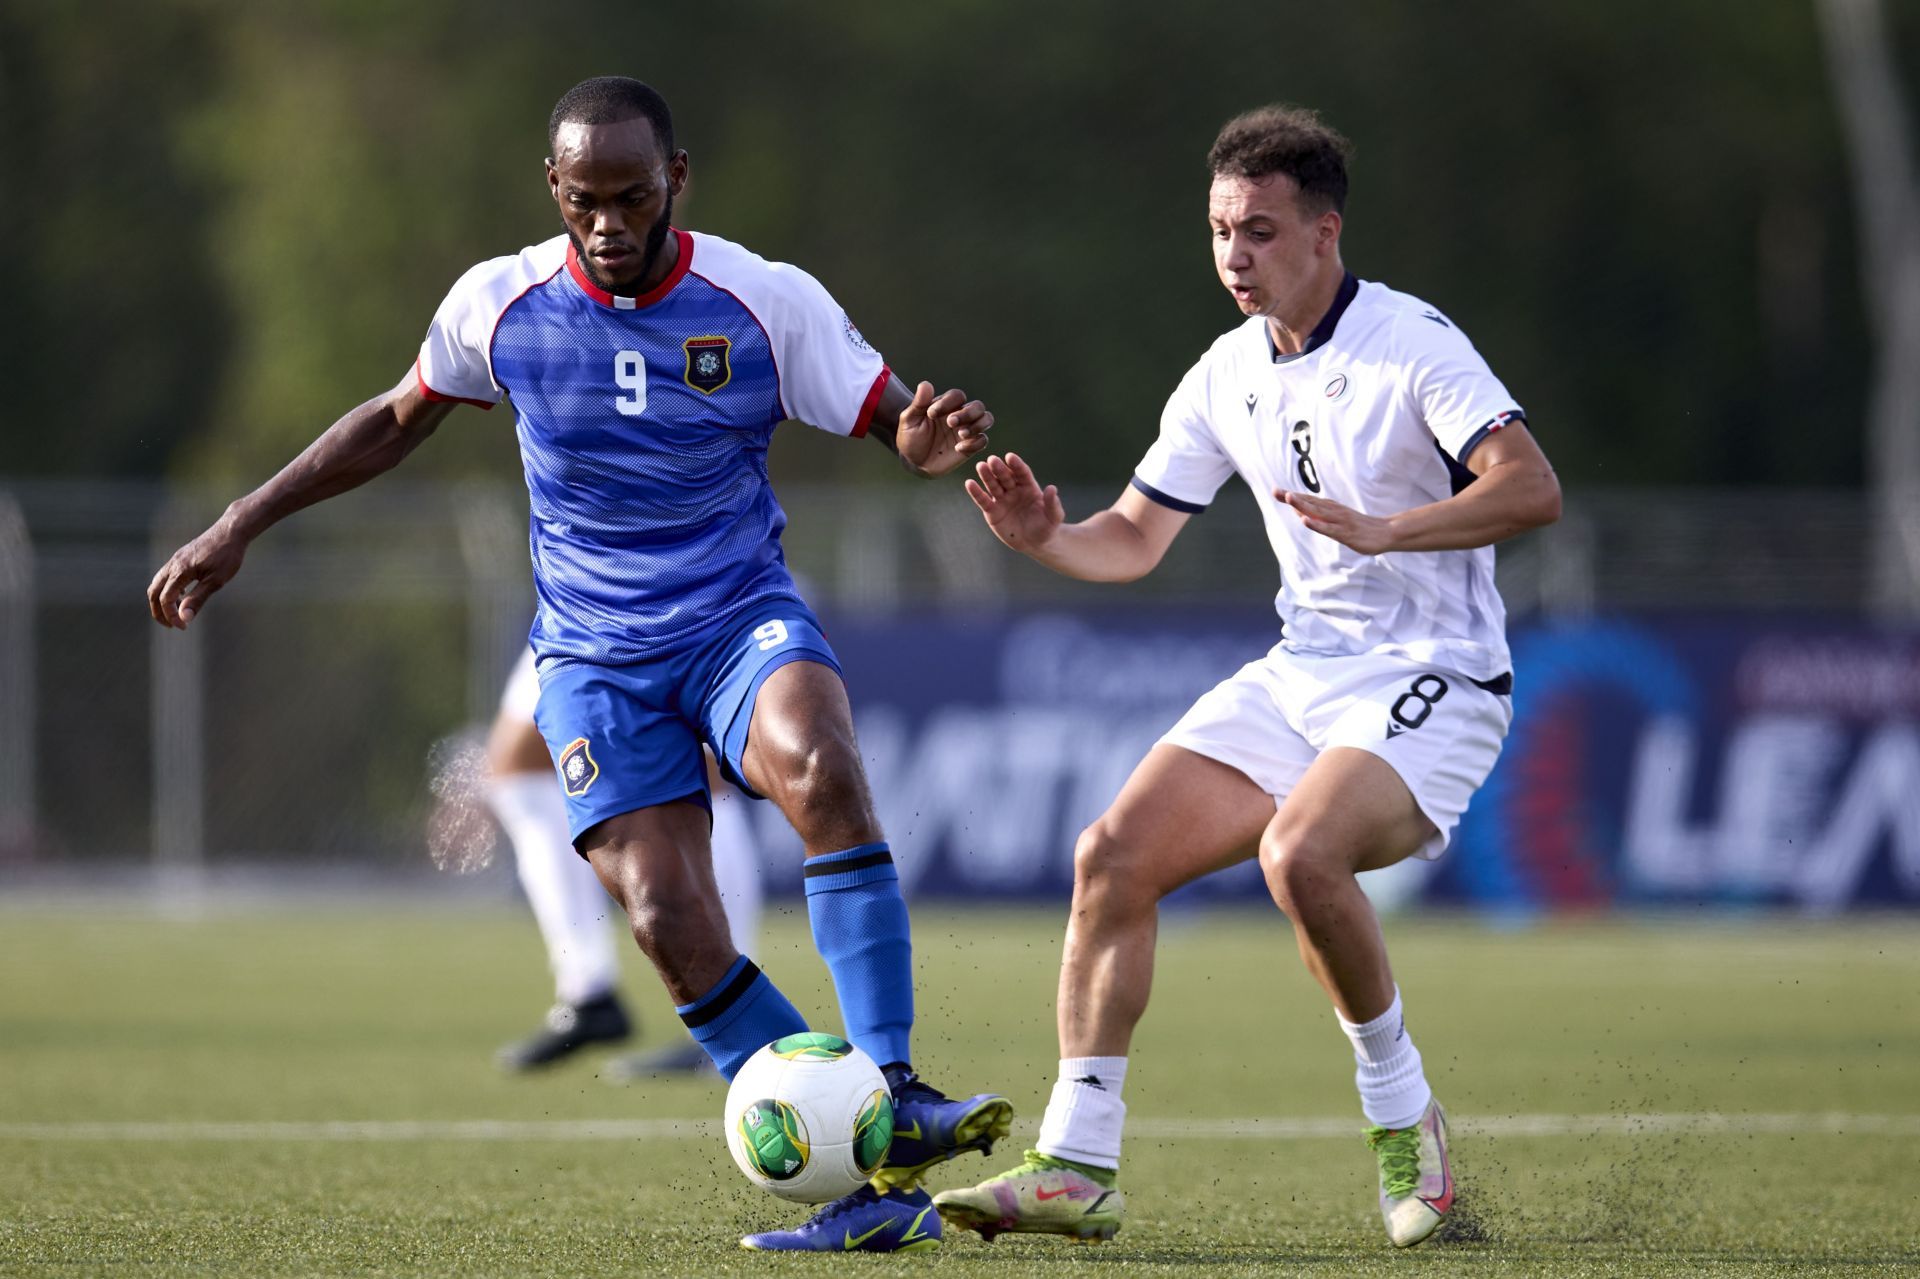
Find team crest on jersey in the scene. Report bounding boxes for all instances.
[1324,373,1349,402]
[682,336,732,394]
[558,737,600,797]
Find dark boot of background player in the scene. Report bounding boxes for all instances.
[602,1037,717,1082]
[495,991,632,1071]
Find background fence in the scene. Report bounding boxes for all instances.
[2,477,1908,913]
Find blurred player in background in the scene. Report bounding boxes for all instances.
[486,646,761,1077]
[936,106,1560,1248]
[149,75,1012,1253]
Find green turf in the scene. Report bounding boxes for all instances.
[2,904,1916,1276]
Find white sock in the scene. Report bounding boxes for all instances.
[488,772,619,1006]
[1338,988,1431,1130]
[1036,1056,1129,1169]
[709,783,763,957]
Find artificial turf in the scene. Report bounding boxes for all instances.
[2,903,1915,1276]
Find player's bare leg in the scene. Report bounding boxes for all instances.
[737,658,1011,1229]
[579,801,737,1005]
[1259,746,1432,1022]
[604,754,763,1081]
[740,660,885,856]
[1259,746,1453,1247]
[488,706,557,776]
[1059,745,1276,1058]
[936,745,1273,1242]
[580,798,812,1088]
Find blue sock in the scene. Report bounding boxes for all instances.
[803,842,914,1069]
[675,956,808,1081]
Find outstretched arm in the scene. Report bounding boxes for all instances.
[966,453,1190,583]
[1276,424,1560,555]
[147,371,456,628]
[865,374,993,478]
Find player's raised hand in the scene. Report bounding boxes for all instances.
[967,453,1063,554]
[147,521,251,629]
[896,380,994,478]
[1275,488,1396,556]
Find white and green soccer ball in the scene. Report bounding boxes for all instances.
[723,1032,894,1203]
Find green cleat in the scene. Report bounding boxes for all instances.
[932,1150,1124,1243]
[1365,1097,1454,1248]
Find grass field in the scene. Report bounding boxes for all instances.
[2,902,1916,1277]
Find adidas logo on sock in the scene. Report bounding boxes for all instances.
[1073,1075,1106,1090]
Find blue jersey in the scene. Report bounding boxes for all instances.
[416,229,889,663]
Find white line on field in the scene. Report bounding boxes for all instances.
[2,1113,1916,1142]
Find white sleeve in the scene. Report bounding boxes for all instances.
[415,240,567,409]
[416,263,508,408]
[758,263,889,437]
[1130,360,1233,513]
[1402,311,1526,464]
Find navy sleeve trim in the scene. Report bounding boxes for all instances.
[1454,409,1529,464]
[803,848,894,878]
[1130,475,1208,514]
[676,957,761,1027]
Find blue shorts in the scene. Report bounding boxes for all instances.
[531,597,841,841]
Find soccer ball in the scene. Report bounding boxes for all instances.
[723,1032,894,1203]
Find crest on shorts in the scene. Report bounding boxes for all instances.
[683,335,732,394]
[558,737,599,797]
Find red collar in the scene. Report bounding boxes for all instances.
[565,228,694,310]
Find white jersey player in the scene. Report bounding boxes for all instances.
[934,106,1561,1249]
[487,647,764,1076]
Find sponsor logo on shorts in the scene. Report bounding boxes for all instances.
[558,737,599,797]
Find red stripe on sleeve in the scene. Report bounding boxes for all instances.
[414,357,497,410]
[851,365,891,439]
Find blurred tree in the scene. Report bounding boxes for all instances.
[0,2,228,475]
[3,0,1912,492]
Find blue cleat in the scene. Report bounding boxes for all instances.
[740,1183,942,1252]
[878,1079,1016,1188]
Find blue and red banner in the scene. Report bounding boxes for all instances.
[743,608,1920,912]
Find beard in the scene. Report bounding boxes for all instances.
[568,190,675,295]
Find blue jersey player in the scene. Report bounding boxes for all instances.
[148,76,1011,1253]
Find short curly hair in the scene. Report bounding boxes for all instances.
[1207,106,1351,214]
[549,77,675,154]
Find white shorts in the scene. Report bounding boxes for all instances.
[499,647,541,724]
[1160,645,1512,860]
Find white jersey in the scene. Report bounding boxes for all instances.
[1132,275,1525,682]
[499,646,541,723]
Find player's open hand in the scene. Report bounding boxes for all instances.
[896,381,993,478]
[147,521,250,629]
[967,453,1063,554]
[1275,488,1397,556]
